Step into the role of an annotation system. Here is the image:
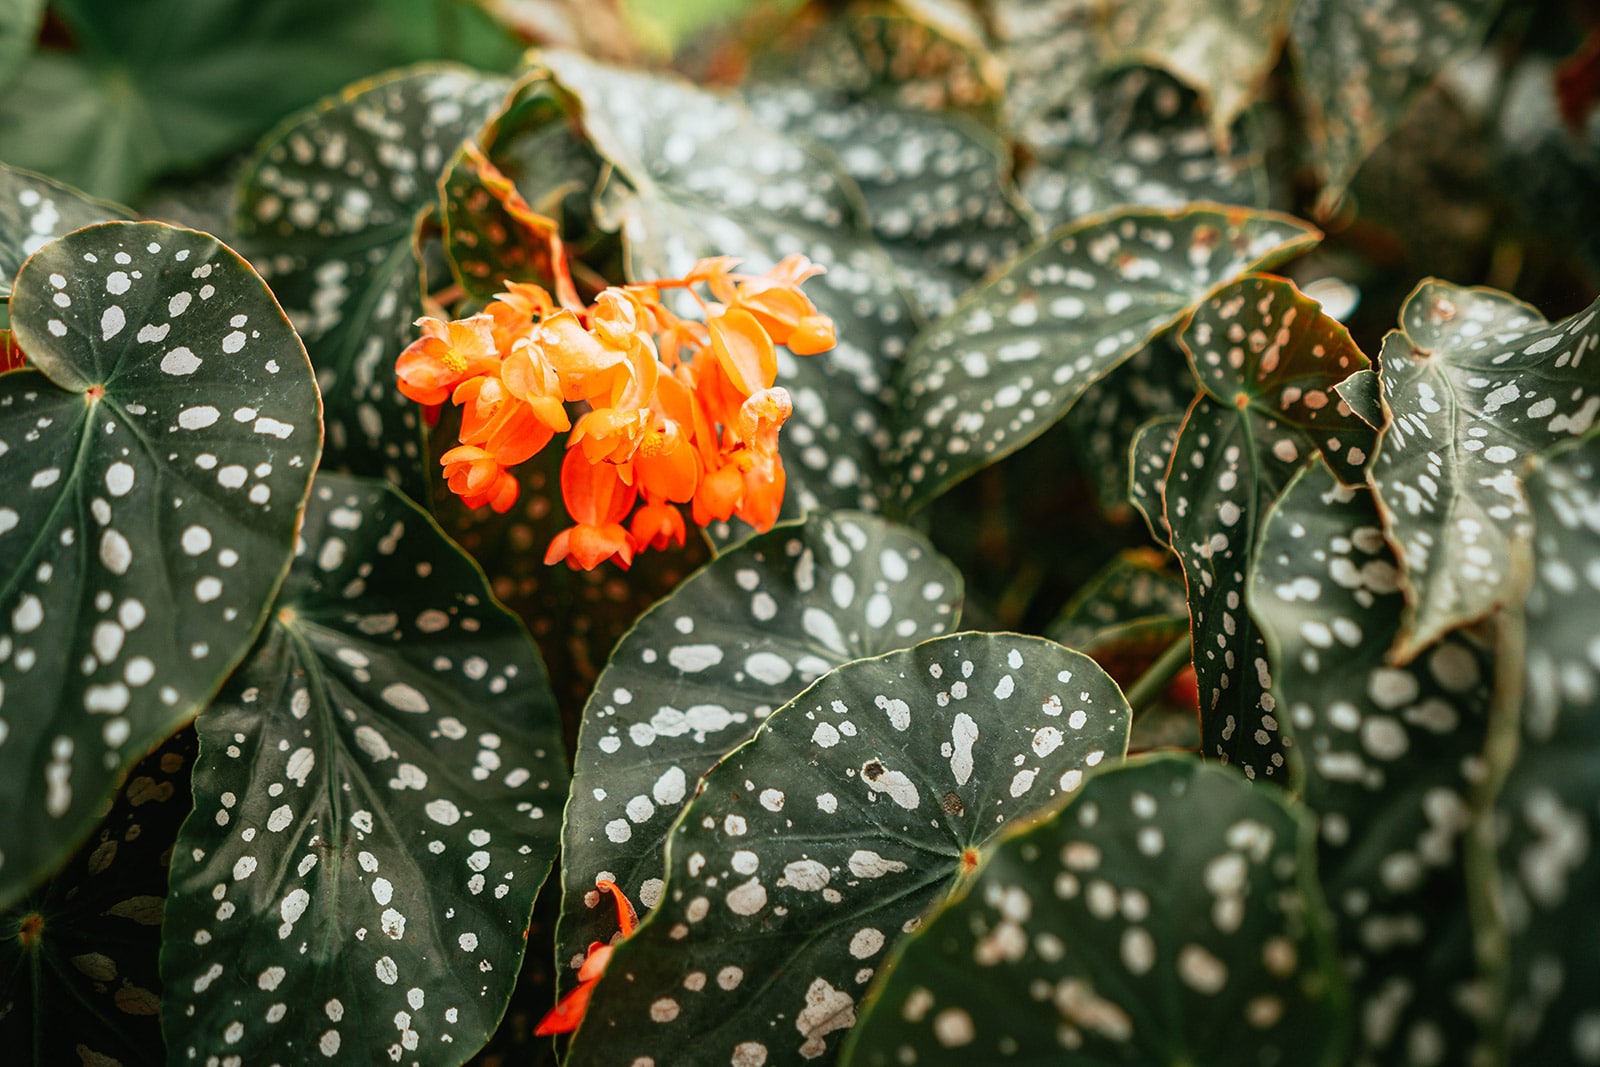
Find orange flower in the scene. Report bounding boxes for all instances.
[396,314,500,406]
[545,448,638,570]
[630,497,687,550]
[440,445,520,513]
[535,880,638,1036]
[708,307,777,396]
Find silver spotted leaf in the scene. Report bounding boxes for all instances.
[1129,412,1182,548]
[1168,275,1375,782]
[1338,365,1385,431]
[537,50,918,531]
[1371,282,1600,663]
[990,0,1102,151]
[840,754,1345,1067]
[889,205,1320,515]
[566,632,1131,1066]
[557,511,963,987]
[1063,334,1196,515]
[161,472,566,1066]
[1489,440,1600,1063]
[235,65,510,499]
[0,163,130,300]
[1100,0,1294,147]
[0,726,194,1063]
[1253,458,1494,1066]
[743,84,1035,321]
[0,221,320,910]
[1290,0,1500,208]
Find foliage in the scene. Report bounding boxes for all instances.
[2,1,1598,1065]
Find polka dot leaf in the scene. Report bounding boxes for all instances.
[1129,412,1183,548]
[557,510,963,991]
[1252,458,1494,1066]
[742,84,1036,321]
[1290,0,1500,209]
[1370,282,1600,663]
[889,205,1321,515]
[0,162,130,300]
[565,632,1131,1067]
[1167,274,1375,782]
[1099,0,1294,149]
[536,49,920,530]
[236,65,510,500]
[0,220,320,910]
[161,472,567,1066]
[840,754,1345,1067]
[1489,438,1600,1064]
[0,726,196,1063]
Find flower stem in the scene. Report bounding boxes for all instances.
[1123,635,1191,717]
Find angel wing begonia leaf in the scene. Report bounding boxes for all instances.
[556,511,962,988]
[0,220,320,910]
[1371,282,1600,663]
[235,65,510,500]
[160,473,566,1066]
[0,164,130,300]
[841,755,1345,1067]
[1129,412,1182,549]
[1253,458,1494,1065]
[566,632,1131,1067]
[889,205,1320,515]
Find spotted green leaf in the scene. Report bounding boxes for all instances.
[1129,412,1182,548]
[161,472,566,1065]
[567,632,1130,1066]
[841,754,1345,1066]
[1486,439,1600,1064]
[743,85,1035,320]
[0,164,130,300]
[1167,275,1374,781]
[989,0,1101,149]
[536,49,918,529]
[235,65,510,499]
[1100,0,1293,147]
[1063,335,1196,515]
[1290,0,1501,208]
[1253,458,1495,1066]
[0,221,320,910]
[889,206,1320,515]
[1371,282,1600,663]
[1338,365,1384,431]
[0,726,194,1064]
[557,511,963,987]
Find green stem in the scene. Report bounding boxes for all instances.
[1123,635,1191,717]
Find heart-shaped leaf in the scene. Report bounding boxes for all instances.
[1130,412,1183,547]
[841,754,1345,1066]
[0,163,130,300]
[1167,274,1375,781]
[0,220,319,909]
[557,510,963,985]
[1252,458,1495,1066]
[889,205,1320,515]
[161,472,567,1065]
[0,726,194,1064]
[743,84,1035,320]
[1371,282,1600,663]
[1099,0,1294,147]
[535,50,919,530]
[989,0,1103,150]
[1289,0,1500,208]
[235,65,510,499]
[566,632,1131,1066]
[1487,439,1600,1063]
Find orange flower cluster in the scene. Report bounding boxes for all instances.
[396,256,835,570]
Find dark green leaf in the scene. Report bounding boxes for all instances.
[557,510,963,987]
[1290,0,1501,207]
[842,755,1345,1066]
[889,205,1320,514]
[536,50,918,531]
[0,221,319,909]
[161,472,566,1065]
[1488,439,1600,1064]
[0,726,194,1066]
[0,0,42,91]
[1253,458,1495,1066]
[1337,365,1384,431]
[0,163,130,299]
[567,632,1131,1066]
[989,0,1102,148]
[1371,282,1600,662]
[1129,412,1182,547]
[235,65,510,500]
